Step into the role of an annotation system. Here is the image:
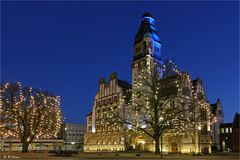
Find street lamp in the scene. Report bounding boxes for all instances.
[198,126,201,154]
[64,127,67,151]
[71,142,75,151]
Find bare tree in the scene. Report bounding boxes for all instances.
[0,82,62,152]
[162,58,180,78]
[104,60,196,156]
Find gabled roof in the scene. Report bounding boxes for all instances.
[118,80,132,90]
[210,99,222,115]
[233,113,240,128]
[158,74,180,97]
[191,78,200,86]
[191,78,203,87]
[220,123,232,128]
[160,74,180,82]
[134,13,160,45]
[87,112,92,116]
[210,103,217,114]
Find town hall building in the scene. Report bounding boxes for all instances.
[84,12,224,153]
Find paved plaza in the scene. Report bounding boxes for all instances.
[0,152,239,160]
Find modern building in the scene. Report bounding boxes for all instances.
[60,123,86,151]
[0,139,63,152]
[84,12,224,154]
[219,113,240,152]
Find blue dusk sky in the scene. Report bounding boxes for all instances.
[1,1,239,123]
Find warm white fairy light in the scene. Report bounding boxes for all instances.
[0,82,62,141]
[98,58,216,153]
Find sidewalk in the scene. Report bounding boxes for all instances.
[0,151,238,160]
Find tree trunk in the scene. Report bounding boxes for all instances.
[160,134,163,159]
[22,141,29,153]
[155,137,160,154]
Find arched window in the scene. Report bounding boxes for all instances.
[108,137,112,144]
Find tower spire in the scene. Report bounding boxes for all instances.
[132,12,162,85]
[133,12,162,61]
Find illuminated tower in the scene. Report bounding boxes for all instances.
[132,12,162,85]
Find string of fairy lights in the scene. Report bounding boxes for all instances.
[0,82,62,140]
[104,56,216,143]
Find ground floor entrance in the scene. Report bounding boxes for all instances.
[171,142,178,153]
[135,136,145,151]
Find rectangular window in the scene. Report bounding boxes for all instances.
[229,128,232,133]
[114,96,118,102]
[221,128,224,133]
[226,128,229,133]
[88,116,92,121]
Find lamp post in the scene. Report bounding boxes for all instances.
[64,127,67,151]
[198,126,201,154]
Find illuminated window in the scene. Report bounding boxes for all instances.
[229,128,232,133]
[226,128,229,133]
[221,128,224,133]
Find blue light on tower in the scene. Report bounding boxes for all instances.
[142,16,155,25]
